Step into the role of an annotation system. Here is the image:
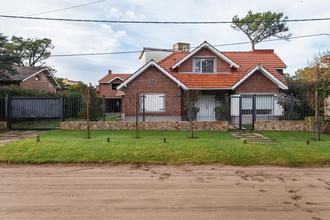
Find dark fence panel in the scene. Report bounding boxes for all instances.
[10,97,62,119]
[0,97,5,121]
[64,95,84,118]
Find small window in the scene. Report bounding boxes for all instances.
[111,83,120,90]
[35,75,40,81]
[193,58,215,73]
[140,94,165,113]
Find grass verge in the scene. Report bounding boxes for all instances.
[0,130,329,166]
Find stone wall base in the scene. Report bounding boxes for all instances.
[60,121,229,131]
[255,120,309,131]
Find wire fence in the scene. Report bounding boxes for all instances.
[0,93,322,130]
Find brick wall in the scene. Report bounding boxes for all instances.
[99,79,123,98]
[19,70,57,93]
[60,121,228,131]
[176,48,232,73]
[121,66,182,116]
[234,71,280,94]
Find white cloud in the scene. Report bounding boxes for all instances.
[0,0,329,84]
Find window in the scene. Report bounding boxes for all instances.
[140,94,165,112]
[111,83,120,90]
[193,58,215,73]
[241,95,274,115]
[35,75,40,81]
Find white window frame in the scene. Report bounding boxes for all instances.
[140,93,166,113]
[193,57,216,73]
[231,93,284,116]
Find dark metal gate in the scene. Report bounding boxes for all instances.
[229,95,256,130]
[7,97,64,130]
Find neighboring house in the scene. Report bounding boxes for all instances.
[0,66,61,93]
[98,70,131,112]
[61,78,80,86]
[104,41,288,122]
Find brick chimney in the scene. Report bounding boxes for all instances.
[108,70,112,74]
[173,42,190,52]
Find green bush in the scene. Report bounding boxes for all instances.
[0,85,56,98]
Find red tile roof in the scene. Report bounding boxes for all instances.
[157,49,286,89]
[99,73,131,83]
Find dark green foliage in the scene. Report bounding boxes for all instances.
[232,11,291,50]
[5,35,54,67]
[0,85,56,98]
[0,34,20,71]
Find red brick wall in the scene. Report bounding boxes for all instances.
[175,48,232,73]
[19,70,57,93]
[121,66,182,116]
[234,71,280,94]
[99,79,123,98]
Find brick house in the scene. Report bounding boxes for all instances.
[0,66,61,93]
[103,41,288,122]
[98,70,131,112]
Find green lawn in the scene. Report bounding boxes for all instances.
[0,130,329,166]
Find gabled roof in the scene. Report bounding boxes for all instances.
[0,66,46,81]
[112,42,287,91]
[0,66,61,88]
[231,64,288,90]
[117,60,188,90]
[98,73,131,83]
[171,41,240,69]
[157,48,287,89]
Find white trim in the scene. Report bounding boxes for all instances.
[101,76,125,84]
[231,65,288,90]
[140,93,166,113]
[117,60,188,90]
[22,68,61,88]
[192,56,217,73]
[171,41,240,70]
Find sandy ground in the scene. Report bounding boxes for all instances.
[0,165,330,220]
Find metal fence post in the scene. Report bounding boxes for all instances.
[102,95,106,122]
[252,95,256,131]
[289,93,294,120]
[225,94,230,121]
[6,96,11,130]
[60,96,65,121]
[135,93,140,139]
[239,96,242,130]
[142,94,146,122]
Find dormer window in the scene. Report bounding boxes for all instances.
[111,83,120,90]
[193,57,215,73]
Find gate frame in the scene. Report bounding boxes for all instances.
[229,95,257,131]
[6,96,65,130]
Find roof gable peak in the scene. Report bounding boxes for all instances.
[171,41,240,70]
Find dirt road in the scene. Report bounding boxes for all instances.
[0,165,330,220]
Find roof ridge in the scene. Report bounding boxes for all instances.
[157,51,187,66]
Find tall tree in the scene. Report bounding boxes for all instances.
[6,36,54,67]
[0,34,19,72]
[232,11,291,50]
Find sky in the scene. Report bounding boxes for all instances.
[0,0,329,85]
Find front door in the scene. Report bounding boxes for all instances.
[196,95,216,121]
